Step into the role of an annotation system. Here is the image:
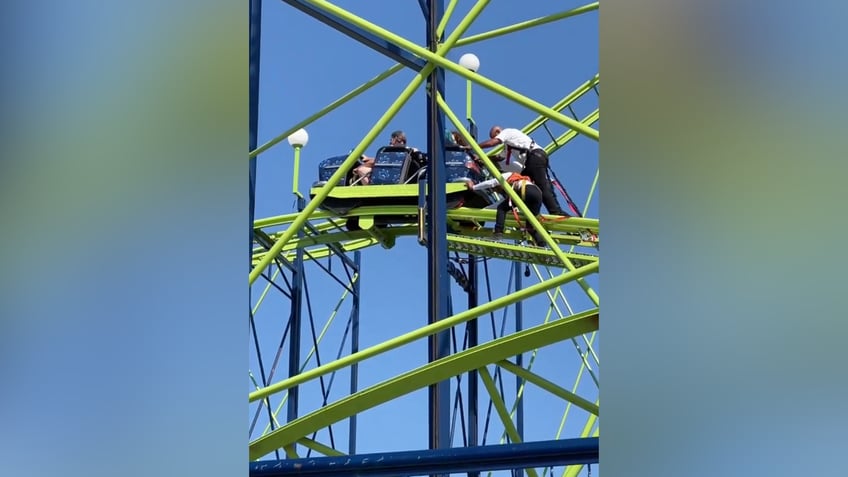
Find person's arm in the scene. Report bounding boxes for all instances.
[466,178,500,191]
[477,137,502,149]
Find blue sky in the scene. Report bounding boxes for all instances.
[251,1,599,471]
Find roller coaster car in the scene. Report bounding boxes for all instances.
[310,145,497,229]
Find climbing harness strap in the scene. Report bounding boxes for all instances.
[505,141,537,164]
[546,166,584,218]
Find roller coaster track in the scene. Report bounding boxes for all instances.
[252,205,598,268]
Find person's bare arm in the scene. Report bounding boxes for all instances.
[477,137,502,149]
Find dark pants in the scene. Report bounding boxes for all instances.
[521,149,566,215]
[496,183,544,244]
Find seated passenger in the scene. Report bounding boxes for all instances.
[450,130,471,148]
[449,130,513,173]
[353,130,412,185]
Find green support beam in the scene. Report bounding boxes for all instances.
[249,63,404,159]
[489,75,599,157]
[303,0,598,140]
[455,2,599,47]
[496,359,598,416]
[439,95,600,305]
[479,366,539,477]
[250,280,598,404]
[562,410,599,477]
[297,437,346,457]
[249,310,599,460]
[544,109,600,156]
[249,0,491,286]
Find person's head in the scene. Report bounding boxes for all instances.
[451,130,469,147]
[390,130,407,146]
[489,125,503,139]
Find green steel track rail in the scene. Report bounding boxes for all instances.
[252,202,599,268]
[250,309,599,460]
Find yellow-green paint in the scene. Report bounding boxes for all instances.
[250,0,491,286]
[438,94,600,305]
[479,366,539,477]
[489,75,599,157]
[455,3,599,47]
[497,359,599,415]
[298,437,346,457]
[250,276,598,404]
[254,205,598,232]
[249,63,404,159]
[308,182,468,199]
[436,0,459,38]
[249,310,598,460]
[562,408,599,477]
[303,0,597,140]
[544,109,600,156]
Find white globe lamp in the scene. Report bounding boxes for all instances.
[287,128,309,148]
[458,53,480,72]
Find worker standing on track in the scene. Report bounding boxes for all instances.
[476,125,566,216]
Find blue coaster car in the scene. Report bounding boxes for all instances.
[314,146,427,187]
[311,145,498,229]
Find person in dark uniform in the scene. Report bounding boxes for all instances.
[477,125,566,216]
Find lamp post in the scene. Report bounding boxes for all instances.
[463,50,525,473]
[287,128,309,196]
[285,128,308,429]
[458,53,480,135]
[459,52,482,477]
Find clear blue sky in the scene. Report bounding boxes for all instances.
[251,1,599,470]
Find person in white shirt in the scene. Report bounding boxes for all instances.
[477,126,566,216]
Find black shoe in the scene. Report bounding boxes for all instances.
[531,233,548,247]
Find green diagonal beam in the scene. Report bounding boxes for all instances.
[249,0,491,285]
[522,75,598,135]
[249,79,420,284]
[545,109,600,156]
[496,359,598,415]
[436,0,459,37]
[455,2,599,47]
[440,96,600,305]
[439,94,558,253]
[490,75,599,157]
[297,437,346,457]
[249,63,404,159]
[249,310,598,460]
[562,409,599,477]
[250,266,597,403]
[439,94,569,259]
[304,0,598,140]
[479,366,538,477]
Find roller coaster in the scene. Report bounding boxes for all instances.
[249,2,599,476]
